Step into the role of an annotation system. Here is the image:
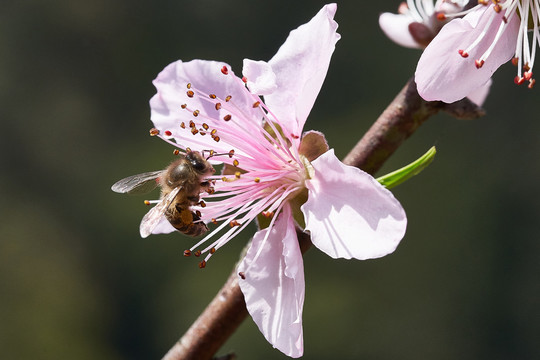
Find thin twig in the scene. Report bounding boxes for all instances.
[161,78,484,360]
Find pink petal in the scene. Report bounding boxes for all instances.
[415,6,519,103]
[238,204,304,358]
[466,78,492,106]
[301,150,407,260]
[379,12,421,49]
[263,4,340,136]
[242,59,277,95]
[150,59,260,153]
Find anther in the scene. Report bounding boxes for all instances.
[195,210,202,217]
[228,150,235,157]
[213,136,221,142]
[191,128,199,135]
[239,272,246,280]
[193,110,200,117]
[254,177,260,183]
[149,128,160,136]
[524,63,531,72]
[233,159,239,167]
[187,83,192,89]
[475,59,485,69]
[528,79,536,89]
[225,95,232,102]
[458,49,469,58]
[512,57,519,66]
[493,4,501,13]
[194,250,201,257]
[229,220,241,227]
[524,71,533,81]
[189,120,196,128]
[207,187,215,194]
[242,76,247,83]
[514,76,525,85]
[212,218,218,225]
[144,200,151,205]
[209,94,217,99]
[187,90,194,97]
[215,103,222,110]
[164,130,172,137]
[210,129,217,135]
[202,123,209,130]
[436,12,446,21]
[291,134,300,139]
[199,200,206,208]
[173,149,181,155]
[223,114,232,121]
[252,101,260,108]
[221,66,229,75]
[186,147,192,152]
[210,247,216,254]
[183,250,191,257]
[180,122,186,129]
[235,171,241,179]
[199,260,206,269]
[181,104,187,109]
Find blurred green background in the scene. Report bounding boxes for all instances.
[1,1,539,359]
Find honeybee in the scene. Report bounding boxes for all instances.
[112,150,215,238]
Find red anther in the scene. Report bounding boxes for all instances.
[502,16,508,24]
[523,63,531,71]
[238,272,246,280]
[512,57,519,66]
[436,12,446,21]
[524,71,533,81]
[223,114,232,121]
[475,59,485,69]
[215,103,222,110]
[458,49,469,58]
[514,76,525,85]
[199,261,206,269]
[173,149,180,155]
[242,76,247,83]
[291,134,300,139]
[194,250,201,257]
[183,250,192,257]
[164,130,172,137]
[187,90,194,97]
[149,128,159,136]
[228,149,235,157]
[221,66,229,75]
[528,79,536,89]
[494,4,501,13]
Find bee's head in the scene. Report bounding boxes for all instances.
[186,150,214,175]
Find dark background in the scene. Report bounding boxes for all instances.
[1,1,539,359]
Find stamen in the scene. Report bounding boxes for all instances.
[194,250,201,257]
[221,66,229,75]
[149,128,159,136]
[199,260,206,269]
[164,130,172,137]
[183,250,191,257]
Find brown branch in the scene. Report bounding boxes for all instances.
[161,77,484,360]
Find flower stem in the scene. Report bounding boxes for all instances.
[161,77,484,360]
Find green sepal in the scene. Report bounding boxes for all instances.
[376,146,436,189]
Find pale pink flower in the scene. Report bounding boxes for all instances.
[379,0,470,49]
[148,4,406,357]
[416,0,539,103]
[380,0,491,105]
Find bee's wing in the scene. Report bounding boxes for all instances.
[139,186,181,238]
[111,170,163,195]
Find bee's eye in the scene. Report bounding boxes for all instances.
[191,159,207,172]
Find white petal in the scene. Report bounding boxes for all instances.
[264,4,340,136]
[242,59,277,95]
[302,150,407,260]
[379,12,421,49]
[238,205,304,358]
